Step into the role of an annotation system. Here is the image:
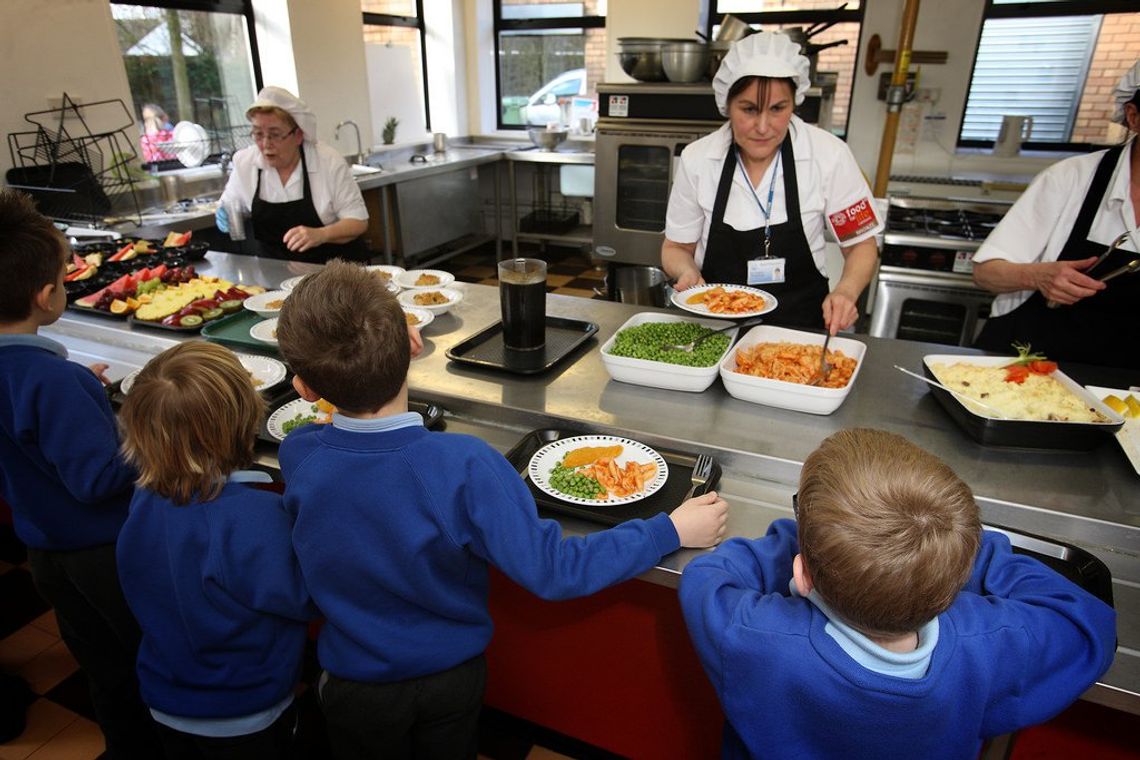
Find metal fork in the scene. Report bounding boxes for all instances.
[809,333,834,386]
[683,454,715,502]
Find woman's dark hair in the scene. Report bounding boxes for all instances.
[726,76,797,112]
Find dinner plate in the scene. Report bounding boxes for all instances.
[367,265,406,292]
[171,121,209,168]
[671,283,778,319]
[396,269,456,290]
[1086,385,1140,475]
[120,353,287,395]
[527,435,669,506]
[249,317,279,344]
[396,287,463,315]
[266,397,332,441]
[401,306,434,329]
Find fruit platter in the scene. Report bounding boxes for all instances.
[64,231,208,304]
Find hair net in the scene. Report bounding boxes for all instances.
[1111,61,1140,124]
[712,32,812,116]
[248,86,317,142]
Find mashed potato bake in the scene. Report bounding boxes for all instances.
[930,363,1108,422]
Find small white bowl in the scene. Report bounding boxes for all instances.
[279,275,308,291]
[401,306,434,329]
[600,312,739,393]
[365,265,404,293]
[243,290,290,319]
[249,317,279,344]
[396,269,455,290]
[397,287,462,315]
[719,325,867,415]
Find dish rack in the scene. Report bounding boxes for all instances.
[6,93,143,226]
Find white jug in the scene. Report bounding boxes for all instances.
[993,115,1033,157]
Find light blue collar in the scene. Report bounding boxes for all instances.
[0,333,68,358]
[227,470,275,485]
[791,579,938,679]
[331,411,423,433]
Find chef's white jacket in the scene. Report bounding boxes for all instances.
[665,116,882,276]
[219,141,368,226]
[973,139,1138,317]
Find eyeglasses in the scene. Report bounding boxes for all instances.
[250,127,297,144]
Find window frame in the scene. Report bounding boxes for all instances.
[363,0,431,131]
[957,0,1138,153]
[492,0,606,132]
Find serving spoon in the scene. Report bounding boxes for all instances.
[894,365,1008,419]
[661,317,764,353]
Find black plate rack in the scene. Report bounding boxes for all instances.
[6,93,144,226]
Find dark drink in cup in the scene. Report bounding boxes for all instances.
[498,258,547,350]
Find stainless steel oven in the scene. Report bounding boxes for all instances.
[869,197,1012,346]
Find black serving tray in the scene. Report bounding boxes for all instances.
[989,523,1114,606]
[504,428,721,527]
[257,391,446,445]
[445,316,598,375]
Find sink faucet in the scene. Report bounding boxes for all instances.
[335,120,365,165]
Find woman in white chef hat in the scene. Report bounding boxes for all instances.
[216,86,369,262]
[972,60,1140,369]
[661,32,881,333]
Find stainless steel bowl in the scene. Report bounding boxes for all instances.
[707,40,733,80]
[662,42,709,83]
[527,127,569,151]
[617,50,666,82]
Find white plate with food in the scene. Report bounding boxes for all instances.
[265,397,336,441]
[120,352,287,394]
[397,287,463,315]
[527,435,669,506]
[249,317,279,344]
[402,306,434,329]
[396,269,455,290]
[671,284,777,319]
[365,265,404,292]
[243,290,289,319]
[279,275,308,291]
[1086,385,1140,474]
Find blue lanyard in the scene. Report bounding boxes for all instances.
[735,147,781,258]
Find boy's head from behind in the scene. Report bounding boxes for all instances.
[120,342,266,504]
[797,428,981,635]
[276,259,409,414]
[0,190,68,324]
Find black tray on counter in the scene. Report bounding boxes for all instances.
[504,428,721,527]
[257,391,446,445]
[445,317,598,375]
[991,524,1114,606]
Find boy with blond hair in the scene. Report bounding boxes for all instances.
[276,260,728,759]
[680,428,1116,759]
[0,189,160,756]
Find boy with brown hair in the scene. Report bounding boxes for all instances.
[680,428,1117,759]
[276,260,728,760]
[0,189,160,756]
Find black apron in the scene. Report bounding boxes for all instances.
[975,144,1138,369]
[251,146,369,263]
[700,137,829,329]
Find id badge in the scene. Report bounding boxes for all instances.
[748,257,786,285]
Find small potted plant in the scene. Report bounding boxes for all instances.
[382,117,399,145]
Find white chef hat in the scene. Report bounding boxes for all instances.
[712,32,812,116]
[247,86,317,142]
[1111,60,1140,124]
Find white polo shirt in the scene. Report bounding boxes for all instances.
[219,141,368,226]
[973,139,1139,318]
[665,116,882,276]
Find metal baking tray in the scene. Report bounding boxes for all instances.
[922,354,1124,450]
[445,317,598,375]
[503,428,720,527]
[257,391,446,445]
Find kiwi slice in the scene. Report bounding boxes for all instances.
[179,314,203,328]
[202,307,224,321]
[219,299,243,313]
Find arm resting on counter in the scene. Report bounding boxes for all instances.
[823,237,878,335]
[972,257,1105,306]
[662,238,705,291]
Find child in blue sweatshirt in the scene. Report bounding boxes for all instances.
[116,341,316,759]
[0,190,161,757]
[275,260,729,760]
[680,428,1117,759]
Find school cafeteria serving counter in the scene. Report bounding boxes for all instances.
[42,252,1140,741]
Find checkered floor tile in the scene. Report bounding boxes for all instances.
[448,244,608,300]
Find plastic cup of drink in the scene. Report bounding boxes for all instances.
[498,258,547,350]
[226,201,246,241]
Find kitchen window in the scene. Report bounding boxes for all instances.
[706,1,865,136]
[363,0,431,135]
[110,1,261,167]
[959,0,1140,150]
[494,0,606,131]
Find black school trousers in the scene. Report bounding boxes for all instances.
[319,654,486,760]
[155,700,298,760]
[27,543,163,759]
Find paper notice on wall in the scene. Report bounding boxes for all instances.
[896,102,926,155]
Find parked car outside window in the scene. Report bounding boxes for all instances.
[519,68,598,130]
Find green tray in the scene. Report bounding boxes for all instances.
[200,310,279,356]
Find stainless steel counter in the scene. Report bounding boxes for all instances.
[42,252,1140,713]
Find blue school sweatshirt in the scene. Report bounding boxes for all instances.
[279,417,680,682]
[679,519,1118,760]
[0,335,134,549]
[116,475,315,719]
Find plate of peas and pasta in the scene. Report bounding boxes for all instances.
[527,435,669,506]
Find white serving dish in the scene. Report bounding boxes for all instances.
[600,311,739,393]
[242,289,289,319]
[279,275,307,291]
[719,325,866,415]
[365,264,405,293]
[397,287,462,315]
[120,352,287,394]
[396,269,455,290]
[401,306,434,329]
[1086,386,1140,475]
[249,317,279,344]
